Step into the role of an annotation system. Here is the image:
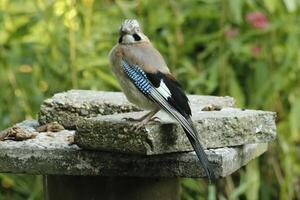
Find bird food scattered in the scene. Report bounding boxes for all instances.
[36,121,65,132]
[0,126,36,141]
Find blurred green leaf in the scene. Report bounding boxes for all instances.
[245,160,260,200]
[289,98,300,141]
[263,0,278,13]
[228,68,245,107]
[283,0,297,12]
[208,184,216,200]
[228,0,243,24]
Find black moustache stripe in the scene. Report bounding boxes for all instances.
[133,34,141,41]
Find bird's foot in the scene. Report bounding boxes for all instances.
[131,116,160,131]
[132,122,146,131]
[122,117,141,122]
[122,111,155,122]
[201,104,222,111]
[122,116,159,122]
[149,116,161,122]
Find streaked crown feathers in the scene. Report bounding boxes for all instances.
[120,19,141,34]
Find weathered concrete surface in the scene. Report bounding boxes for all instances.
[38,90,235,129]
[75,108,276,154]
[0,120,267,178]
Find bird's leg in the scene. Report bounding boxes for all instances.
[123,110,155,122]
[133,109,160,131]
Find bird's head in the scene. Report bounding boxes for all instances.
[118,19,149,44]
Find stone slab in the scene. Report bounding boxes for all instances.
[38,90,236,129]
[75,108,276,154]
[0,120,268,178]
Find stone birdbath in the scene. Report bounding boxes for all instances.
[0,90,276,200]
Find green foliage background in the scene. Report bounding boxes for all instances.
[0,0,299,199]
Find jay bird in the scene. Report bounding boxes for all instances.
[109,19,216,182]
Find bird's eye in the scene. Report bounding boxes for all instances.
[133,33,141,41]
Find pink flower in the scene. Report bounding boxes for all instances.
[246,12,268,29]
[225,27,239,38]
[251,44,262,57]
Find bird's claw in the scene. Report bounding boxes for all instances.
[150,116,161,122]
[131,123,144,132]
[122,117,140,122]
[130,117,160,132]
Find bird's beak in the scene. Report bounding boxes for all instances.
[119,29,127,37]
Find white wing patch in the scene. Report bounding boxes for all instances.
[156,80,171,99]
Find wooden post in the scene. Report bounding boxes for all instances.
[43,175,180,200]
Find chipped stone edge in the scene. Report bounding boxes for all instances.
[38,90,236,129]
[0,120,269,178]
[74,110,276,154]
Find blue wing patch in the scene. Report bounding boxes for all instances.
[120,60,215,181]
[121,59,152,95]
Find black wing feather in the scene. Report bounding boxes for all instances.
[146,72,191,117]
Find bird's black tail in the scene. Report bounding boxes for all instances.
[183,118,216,183]
[146,88,216,182]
